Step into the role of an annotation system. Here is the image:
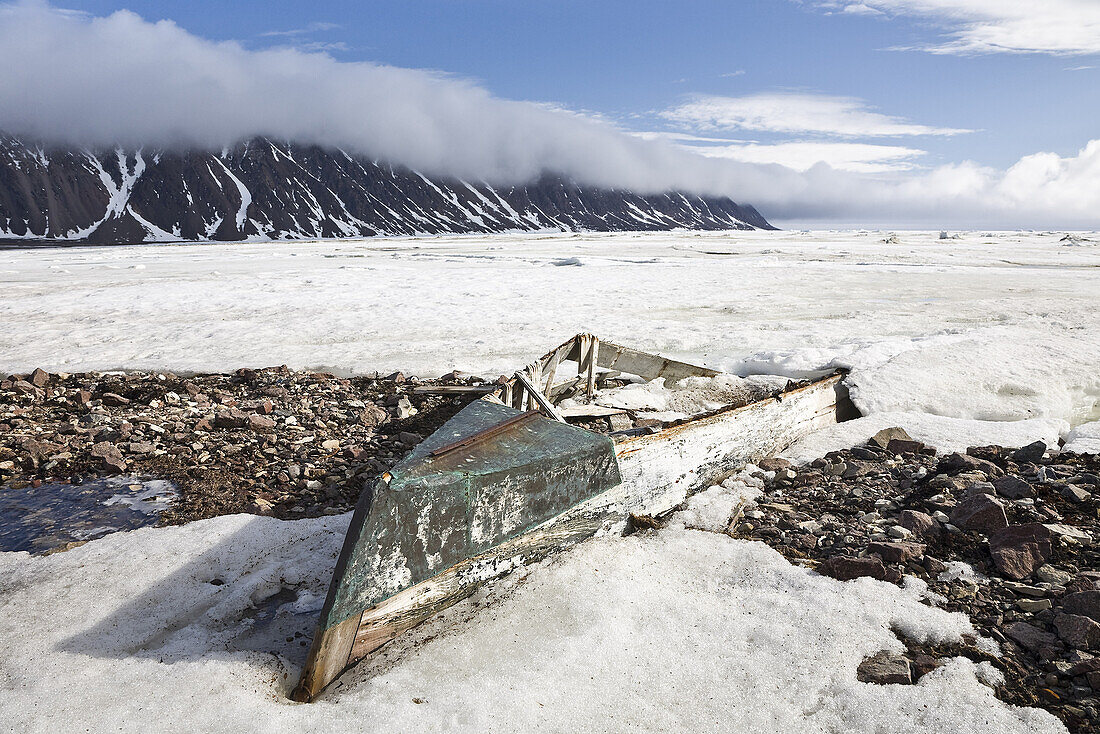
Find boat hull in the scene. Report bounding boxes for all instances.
[292,368,853,701]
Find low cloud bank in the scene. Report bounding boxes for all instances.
[1,2,1098,228]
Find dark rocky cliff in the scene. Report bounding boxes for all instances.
[0,134,773,244]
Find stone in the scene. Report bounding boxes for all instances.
[358,405,388,427]
[818,555,891,582]
[214,408,249,429]
[247,414,275,433]
[868,541,925,564]
[963,481,997,498]
[1005,622,1062,654]
[1044,523,1093,545]
[393,396,416,420]
[937,452,1003,477]
[1017,598,1052,613]
[886,438,925,455]
[1055,613,1100,650]
[886,525,912,539]
[126,441,155,454]
[857,651,912,685]
[1063,485,1092,503]
[1063,591,1100,623]
[757,457,792,473]
[870,427,913,449]
[1011,440,1047,465]
[321,439,340,451]
[101,392,130,406]
[29,368,50,387]
[90,441,127,472]
[12,379,37,395]
[1035,565,1074,585]
[250,497,275,516]
[842,460,876,479]
[950,494,1008,533]
[398,431,423,446]
[194,417,214,432]
[992,475,1032,500]
[898,510,937,538]
[988,524,1052,580]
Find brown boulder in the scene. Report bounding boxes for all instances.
[950,494,1008,533]
[988,524,1052,580]
[1054,613,1100,650]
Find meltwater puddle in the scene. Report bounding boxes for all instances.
[0,476,177,554]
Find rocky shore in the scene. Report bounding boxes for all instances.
[2,367,1099,731]
[722,429,1100,733]
[0,366,487,524]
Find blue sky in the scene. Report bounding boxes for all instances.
[4,1,1100,227]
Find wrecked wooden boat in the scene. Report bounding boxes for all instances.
[292,334,857,701]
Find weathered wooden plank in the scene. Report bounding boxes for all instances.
[586,337,599,398]
[513,370,566,422]
[542,348,562,394]
[411,385,497,395]
[565,339,718,382]
[292,612,361,701]
[558,405,628,419]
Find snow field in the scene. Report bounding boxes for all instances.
[1,229,1096,452]
[0,513,1065,733]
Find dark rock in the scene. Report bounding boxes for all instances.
[90,441,127,472]
[886,438,925,455]
[1063,485,1092,503]
[898,510,937,538]
[398,431,423,446]
[818,555,890,581]
[938,452,1003,477]
[11,379,37,395]
[870,427,913,449]
[868,541,925,564]
[992,475,1032,499]
[248,414,276,433]
[29,368,50,387]
[910,654,940,680]
[1011,441,1047,465]
[988,524,1052,580]
[1005,622,1063,654]
[214,408,249,429]
[842,460,876,479]
[1055,613,1100,650]
[101,392,130,407]
[950,494,1008,533]
[857,651,912,684]
[1064,591,1100,623]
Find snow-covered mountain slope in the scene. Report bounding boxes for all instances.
[0,134,772,244]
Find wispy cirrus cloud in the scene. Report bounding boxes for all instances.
[259,21,340,38]
[812,1,1100,55]
[693,141,927,173]
[661,92,972,138]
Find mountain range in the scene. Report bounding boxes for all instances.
[0,134,773,244]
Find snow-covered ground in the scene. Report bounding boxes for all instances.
[2,229,1097,731]
[0,514,1064,733]
[2,229,1097,451]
